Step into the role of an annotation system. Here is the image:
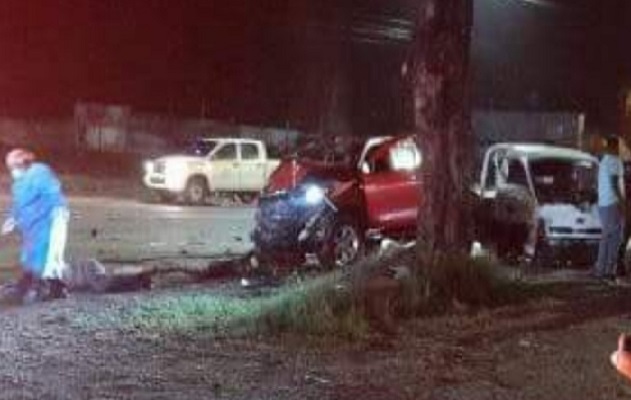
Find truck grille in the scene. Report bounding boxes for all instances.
[254,194,322,247]
[154,161,165,174]
[549,227,601,235]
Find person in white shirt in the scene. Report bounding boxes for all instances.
[596,136,625,281]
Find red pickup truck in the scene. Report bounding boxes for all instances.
[250,135,422,269]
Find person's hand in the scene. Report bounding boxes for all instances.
[1,218,16,236]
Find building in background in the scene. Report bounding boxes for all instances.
[74,103,131,152]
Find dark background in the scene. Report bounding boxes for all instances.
[0,0,628,135]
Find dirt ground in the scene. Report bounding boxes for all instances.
[0,272,630,400]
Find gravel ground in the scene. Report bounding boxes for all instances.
[0,275,630,400]
[0,192,627,399]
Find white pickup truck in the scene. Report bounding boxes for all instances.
[472,143,602,267]
[143,138,280,204]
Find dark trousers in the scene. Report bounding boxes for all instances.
[618,216,631,276]
[16,271,35,296]
[16,271,66,301]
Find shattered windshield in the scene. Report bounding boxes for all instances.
[530,158,597,204]
[187,139,218,156]
[293,136,364,166]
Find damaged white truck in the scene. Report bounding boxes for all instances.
[472,143,602,267]
[143,138,280,205]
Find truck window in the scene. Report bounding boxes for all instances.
[188,139,217,156]
[213,143,237,161]
[506,159,529,186]
[241,143,261,160]
[487,152,507,189]
[390,143,421,171]
[484,161,496,189]
[363,146,390,173]
[363,138,420,174]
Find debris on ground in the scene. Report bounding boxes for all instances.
[64,259,151,294]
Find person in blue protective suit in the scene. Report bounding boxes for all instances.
[1,149,70,303]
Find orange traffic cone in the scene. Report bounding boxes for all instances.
[611,334,631,381]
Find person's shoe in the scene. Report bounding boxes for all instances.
[52,281,69,299]
[21,288,41,305]
[43,279,68,300]
[601,275,618,286]
[589,271,606,282]
[51,284,68,299]
[616,277,631,287]
[592,273,616,285]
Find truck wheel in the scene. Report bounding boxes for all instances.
[185,177,209,205]
[528,240,554,269]
[525,222,554,269]
[320,216,364,269]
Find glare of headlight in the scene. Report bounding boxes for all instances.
[143,160,154,172]
[305,185,325,205]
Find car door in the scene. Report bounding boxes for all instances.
[209,142,239,191]
[238,142,266,191]
[361,137,421,233]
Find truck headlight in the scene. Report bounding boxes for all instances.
[305,185,326,205]
[143,160,154,173]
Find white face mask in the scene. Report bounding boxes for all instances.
[10,168,24,180]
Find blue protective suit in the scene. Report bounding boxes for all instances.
[9,163,68,277]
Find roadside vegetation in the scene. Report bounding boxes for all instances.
[82,271,368,339]
[81,249,526,340]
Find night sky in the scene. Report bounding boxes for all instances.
[0,0,628,133]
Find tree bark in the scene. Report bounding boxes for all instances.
[409,0,474,267]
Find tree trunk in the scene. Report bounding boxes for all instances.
[409,0,474,267]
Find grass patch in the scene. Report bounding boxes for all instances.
[82,272,368,339]
[79,250,547,339]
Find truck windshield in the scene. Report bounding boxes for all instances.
[530,158,597,204]
[187,139,218,156]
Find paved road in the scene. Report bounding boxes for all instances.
[0,197,256,267]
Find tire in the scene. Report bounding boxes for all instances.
[496,222,530,265]
[319,216,364,269]
[239,193,258,205]
[529,240,554,269]
[185,176,209,205]
[525,224,554,269]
